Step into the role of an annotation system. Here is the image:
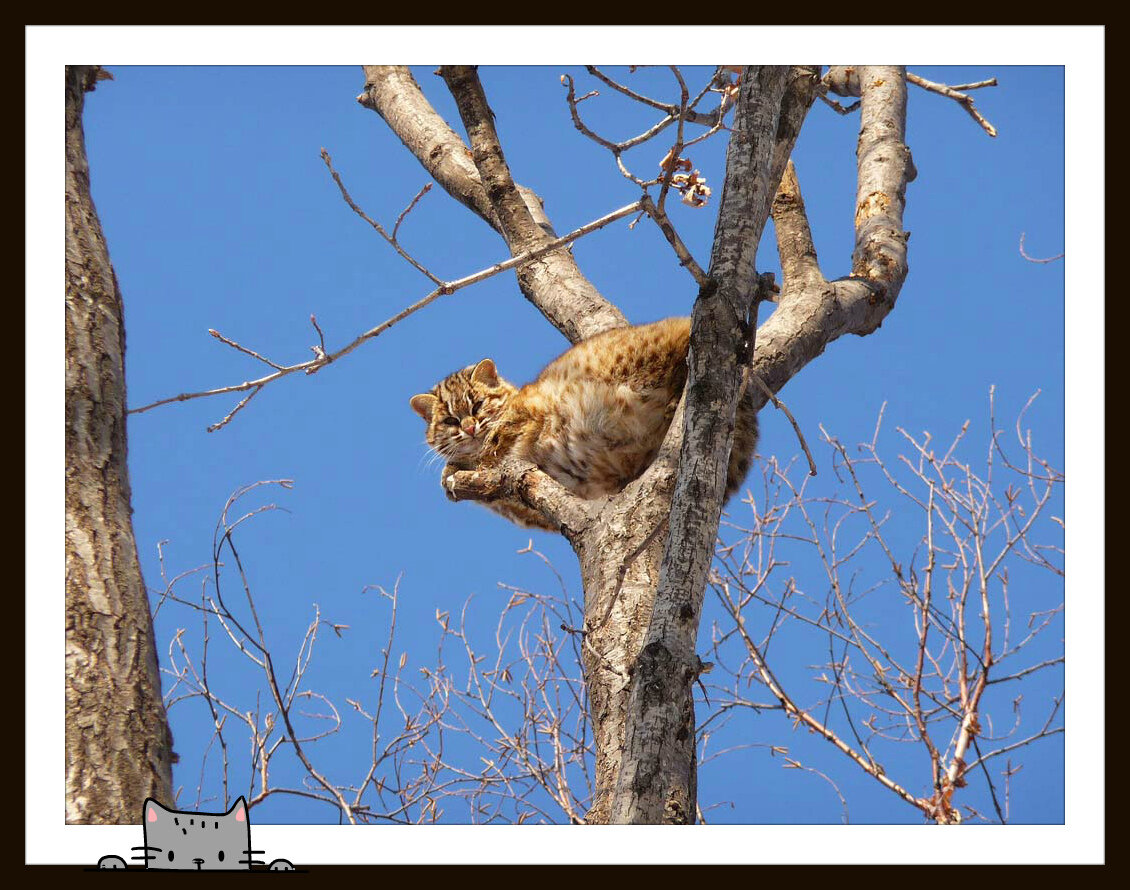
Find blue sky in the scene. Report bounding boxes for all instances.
[32,27,1103,865]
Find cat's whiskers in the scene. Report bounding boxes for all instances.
[418,436,474,474]
[419,444,450,473]
[416,446,439,473]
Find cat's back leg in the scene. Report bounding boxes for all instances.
[725,387,760,501]
[490,499,560,532]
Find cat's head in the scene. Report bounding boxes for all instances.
[137,797,257,870]
[410,359,515,464]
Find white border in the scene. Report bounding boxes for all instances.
[30,25,1103,865]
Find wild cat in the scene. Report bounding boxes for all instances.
[96,797,295,871]
[410,317,759,531]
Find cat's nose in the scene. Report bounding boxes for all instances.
[460,418,476,435]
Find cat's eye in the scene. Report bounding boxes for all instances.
[442,417,460,426]
[471,400,483,414]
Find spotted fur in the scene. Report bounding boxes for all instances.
[410,317,759,530]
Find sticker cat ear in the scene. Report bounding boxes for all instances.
[410,394,438,420]
[471,358,499,387]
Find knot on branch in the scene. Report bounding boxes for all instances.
[696,276,719,302]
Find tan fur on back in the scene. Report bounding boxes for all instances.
[410,318,759,530]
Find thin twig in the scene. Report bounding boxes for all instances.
[1018,232,1065,264]
[640,194,707,285]
[321,148,443,285]
[309,314,327,362]
[207,329,285,371]
[585,65,731,126]
[818,93,860,115]
[906,72,998,137]
[129,199,645,427]
[392,183,433,242]
[748,371,817,476]
[207,385,264,433]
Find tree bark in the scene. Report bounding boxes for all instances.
[65,65,175,823]
[609,66,813,824]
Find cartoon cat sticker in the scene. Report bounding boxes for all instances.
[97,797,295,871]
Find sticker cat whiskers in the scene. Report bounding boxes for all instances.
[410,317,759,530]
[97,797,294,871]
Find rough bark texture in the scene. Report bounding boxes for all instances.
[360,65,911,824]
[753,67,912,402]
[65,65,175,823]
[609,67,815,824]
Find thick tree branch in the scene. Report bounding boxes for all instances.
[444,456,597,541]
[437,65,628,343]
[439,65,553,253]
[360,65,626,344]
[609,66,817,824]
[358,65,499,227]
[851,69,914,302]
[752,66,913,406]
[771,159,822,288]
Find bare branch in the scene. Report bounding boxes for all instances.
[747,371,817,476]
[439,64,628,342]
[321,148,442,284]
[585,65,734,127]
[207,328,285,371]
[817,93,860,115]
[443,455,596,540]
[128,199,644,427]
[770,159,823,289]
[639,194,707,285]
[206,385,263,434]
[907,72,999,137]
[561,72,670,173]
[1019,231,1065,264]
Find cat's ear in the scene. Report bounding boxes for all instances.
[471,358,499,387]
[410,394,438,420]
[230,797,248,822]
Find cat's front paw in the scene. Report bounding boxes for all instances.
[443,465,506,502]
[441,466,461,500]
[98,855,128,870]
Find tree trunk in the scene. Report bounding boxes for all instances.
[608,67,805,823]
[65,65,175,823]
[359,64,910,824]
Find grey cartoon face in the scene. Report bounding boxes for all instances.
[137,797,257,870]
